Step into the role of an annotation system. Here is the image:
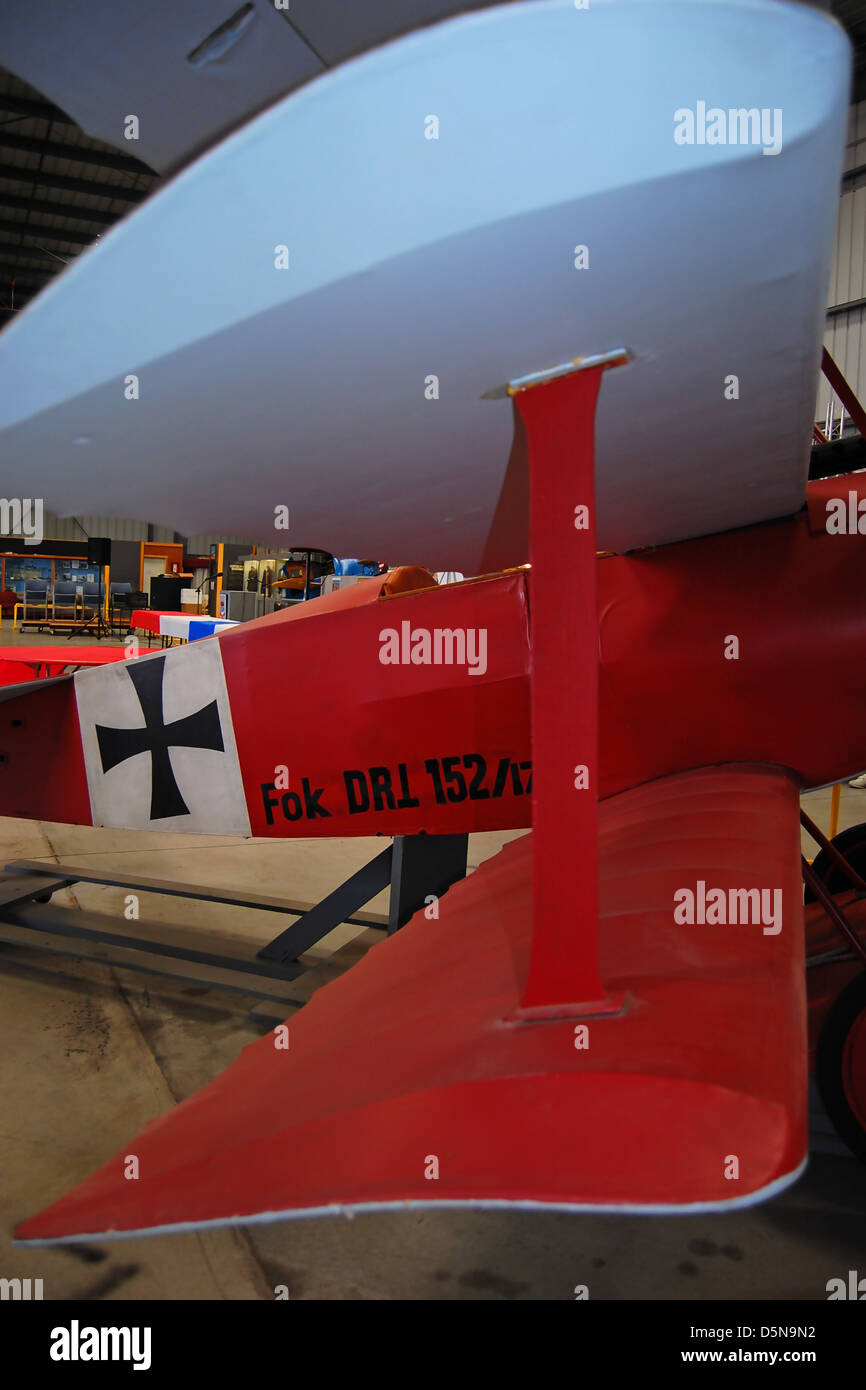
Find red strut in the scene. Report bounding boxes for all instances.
[510,352,628,1018]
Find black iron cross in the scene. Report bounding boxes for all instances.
[95,655,225,820]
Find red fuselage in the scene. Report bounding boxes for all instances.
[0,474,863,836]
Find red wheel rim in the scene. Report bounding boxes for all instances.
[842,1007,866,1133]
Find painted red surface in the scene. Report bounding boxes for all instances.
[0,676,91,825]
[805,471,866,533]
[15,764,805,1240]
[223,569,532,837]
[597,496,866,797]
[0,648,127,683]
[514,367,605,1011]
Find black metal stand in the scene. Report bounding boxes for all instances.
[0,833,468,1004]
[66,584,112,641]
[387,832,469,934]
[256,831,468,964]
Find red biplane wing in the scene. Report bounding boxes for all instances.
[15,762,805,1241]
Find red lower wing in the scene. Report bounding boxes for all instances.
[15,762,805,1241]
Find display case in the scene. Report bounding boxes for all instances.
[1,554,101,595]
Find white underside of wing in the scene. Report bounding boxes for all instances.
[0,0,850,567]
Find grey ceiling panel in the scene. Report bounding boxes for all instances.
[286,0,525,66]
[0,1,539,175]
[0,1,324,172]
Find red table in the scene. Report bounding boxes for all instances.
[0,647,128,685]
[128,609,188,645]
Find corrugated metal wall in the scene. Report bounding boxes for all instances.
[41,514,164,543]
[819,98,866,422]
[39,512,254,552]
[186,535,254,552]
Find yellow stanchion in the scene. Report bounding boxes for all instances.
[829,783,841,841]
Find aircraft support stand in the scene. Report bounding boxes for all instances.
[0,831,469,1005]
